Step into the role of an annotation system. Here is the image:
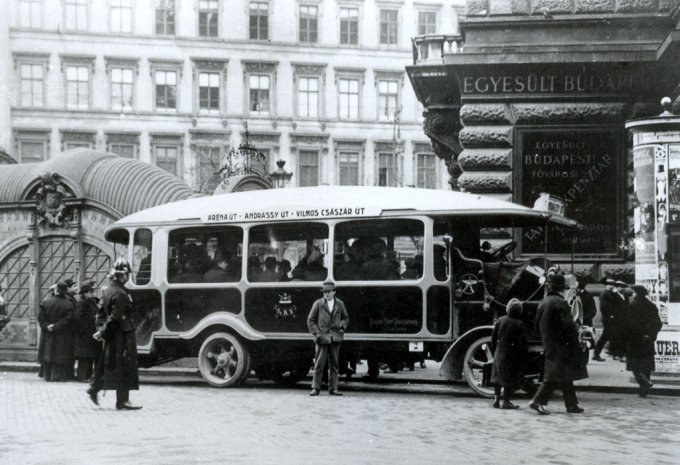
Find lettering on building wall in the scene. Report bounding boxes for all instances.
[520,130,620,255]
[462,72,635,95]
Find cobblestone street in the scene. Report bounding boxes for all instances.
[1,371,679,465]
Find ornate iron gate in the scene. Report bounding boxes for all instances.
[38,237,77,303]
[0,245,31,319]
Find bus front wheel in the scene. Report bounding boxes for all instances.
[462,336,495,398]
[198,332,251,387]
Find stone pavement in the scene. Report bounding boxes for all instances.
[1,370,679,465]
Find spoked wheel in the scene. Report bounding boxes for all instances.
[271,364,311,386]
[198,332,250,387]
[463,336,495,398]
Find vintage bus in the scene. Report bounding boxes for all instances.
[104,186,576,396]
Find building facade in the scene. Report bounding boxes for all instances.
[2,0,464,194]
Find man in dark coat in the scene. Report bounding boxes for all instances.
[62,278,79,380]
[490,298,528,410]
[592,278,617,361]
[38,281,75,381]
[610,280,630,360]
[87,258,142,410]
[575,278,597,327]
[307,281,350,396]
[626,285,662,397]
[73,283,100,381]
[529,273,587,415]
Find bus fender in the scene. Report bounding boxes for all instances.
[178,312,266,342]
[439,326,494,381]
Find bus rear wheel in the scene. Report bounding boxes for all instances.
[198,332,250,387]
[463,336,495,398]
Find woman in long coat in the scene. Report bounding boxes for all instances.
[490,298,527,409]
[626,285,662,397]
[529,273,588,415]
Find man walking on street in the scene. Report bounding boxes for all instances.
[529,272,588,415]
[87,258,142,410]
[307,281,349,396]
[592,278,617,361]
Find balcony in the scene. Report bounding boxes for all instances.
[411,34,464,65]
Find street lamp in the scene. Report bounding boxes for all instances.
[269,159,293,188]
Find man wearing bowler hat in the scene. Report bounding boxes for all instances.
[529,271,587,415]
[307,281,350,396]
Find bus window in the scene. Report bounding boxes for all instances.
[334,219,424,281]
[248,223,329,282]
[133,229,152,285]
[168,226,243,283]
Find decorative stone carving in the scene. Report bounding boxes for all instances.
[458,126,513,148]
[460,104,514,125]
[32,173,75,228]
[512,103,627,124]
[458,149,512,170]
[457,171,512,193]
[423,108,461,158]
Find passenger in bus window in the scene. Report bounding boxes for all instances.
[135,253,151,285]
[335,242,364,281]
[228,256,242,282]
[401,255,423,280]
[257,257,279,282]
[304,250,328,281]
[247,256,262,282]
[175,258,204,283]
[362,239,399,280]
[291,255,308,280]
[204,258,230,282]
[277,259,292,282]
[433,244,448,281]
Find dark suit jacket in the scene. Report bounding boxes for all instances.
[307,297,350,344]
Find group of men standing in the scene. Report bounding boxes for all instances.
[38,258,142,410]
[37,278,100,382]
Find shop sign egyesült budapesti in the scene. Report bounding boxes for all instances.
[520,130,620,256]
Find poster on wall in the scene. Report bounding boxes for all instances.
[520,130,620,255]
[633,145,656,262]
[669,145,680,222]
[655,331,680,373]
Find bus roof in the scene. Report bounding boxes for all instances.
[106,186,577,232]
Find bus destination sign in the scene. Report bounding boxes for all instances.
[202,205,381,223]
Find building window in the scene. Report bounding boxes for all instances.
[299,150,319,187]
[20,63,44,107]
[19,0,42,28]
[338,77,359,120]
[418,11,436,35]
[193,141,225,194]
[107,132,139,158]
[61,131,94,151]
[378,79,398,121]
[111,0,132,33]
[378,152,398,187]
[65,0,87,31]
[199,72,220,113]
[153,135,182,176]
[416,151,437,189]
[249,1,268,40]
[111,67,134,111]
[156,0,175,35]
[299,4,317,43]
[297,76,319,118]
[339,151,359,185]
[155,69,177,111]
[339,7,358,45]
[379,9,398,45]
[65,65,90,109]
[199,0,218,37]
[249,74,270,115]
[15,131,49,163]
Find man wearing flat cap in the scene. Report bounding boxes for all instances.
[37,281,75,382]
[529,272,587,415]
[626,285,662,397]
[307,281,350,396]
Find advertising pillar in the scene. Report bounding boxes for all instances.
[627,99,680,373]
